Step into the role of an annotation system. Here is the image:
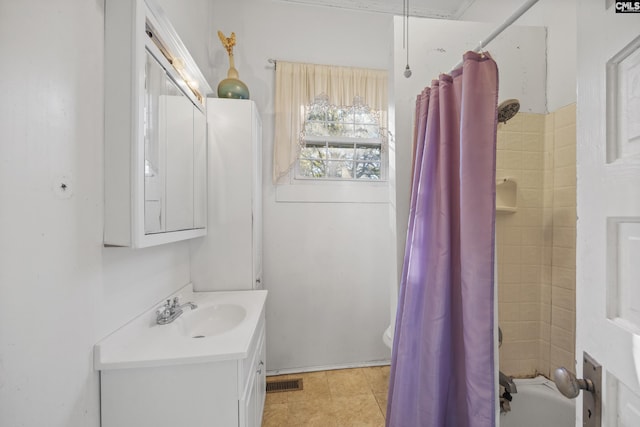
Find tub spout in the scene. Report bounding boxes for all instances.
[499,371,518,394]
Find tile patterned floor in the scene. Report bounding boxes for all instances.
[262,366,390,427]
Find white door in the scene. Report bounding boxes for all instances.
[577,1,640,426]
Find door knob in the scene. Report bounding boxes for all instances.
[553,367,595,399]
[555,355,602,427]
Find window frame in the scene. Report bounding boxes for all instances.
[295,135,387,182]
[294,96,388,182]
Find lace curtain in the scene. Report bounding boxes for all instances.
[273,61,388,183]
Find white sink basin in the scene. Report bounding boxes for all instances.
[180,304,247,338]
[93,284,267,370]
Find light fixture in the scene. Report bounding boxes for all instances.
[172,57,184,70]
[145,22,204,103]
[403,0,412,78]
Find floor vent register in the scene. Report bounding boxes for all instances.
[266,378,303,393]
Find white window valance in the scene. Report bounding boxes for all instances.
[273,61,388,183]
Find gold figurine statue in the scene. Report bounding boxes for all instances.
[218,31,236,56]
[216,30,249,99]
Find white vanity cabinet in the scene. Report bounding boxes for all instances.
[103,0,211,248]
[99,304,266,427]
[191,99,263,290]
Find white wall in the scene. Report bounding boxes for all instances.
[0,1,213,426]
[460,0,577,112]
[151,0,216,84]
[208,0,395,372]
[394,18,548,116]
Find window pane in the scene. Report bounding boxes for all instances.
[354,109,367,124]
[326,105,340,122]
[325,160,354,178]
[355,145,381,161]
[356,161,381,179]
[328,144,355,160]
[300,145,326,160]
[304,121,329,136]
[299,159,327,178]
[341,123,356,138]
[326,121,344,136]
[354,124,380,138]
[308,103,326,121]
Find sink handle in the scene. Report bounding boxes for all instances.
[156,301,172,323]
[156,299,172,313]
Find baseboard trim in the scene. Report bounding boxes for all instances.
[266,359,391,376]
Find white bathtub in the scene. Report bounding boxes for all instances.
[499,376,575,427]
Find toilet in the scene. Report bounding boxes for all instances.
[383,324,394,349]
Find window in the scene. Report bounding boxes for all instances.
[273,61,388,185]
[296,95,385,181]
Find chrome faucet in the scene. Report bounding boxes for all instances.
[156,297,197,325]
[499,371,517,414]
[499,370,517,394]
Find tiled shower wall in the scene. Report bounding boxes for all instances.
[547,104,577,377]
[496,104,576,378]
[496,112,546,376]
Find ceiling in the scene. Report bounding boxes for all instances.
[276,0,480,19]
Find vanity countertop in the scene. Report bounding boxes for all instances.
[94,284,267,370]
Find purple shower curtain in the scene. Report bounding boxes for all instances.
[386,51,499,427]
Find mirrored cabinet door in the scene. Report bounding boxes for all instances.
[143,49,206,235]
[164,75,195,232]
[193,107,207,229]
[144,50,167,234]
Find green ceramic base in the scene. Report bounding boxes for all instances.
[217,78,250,99]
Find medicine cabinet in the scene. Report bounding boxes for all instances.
[104,0,212,248]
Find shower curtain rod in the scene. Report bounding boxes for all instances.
[450,0,540,71]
